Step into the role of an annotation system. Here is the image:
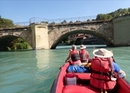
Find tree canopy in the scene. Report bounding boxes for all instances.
[96,8,130,21]
[0,17,14,28]
[7,38,31,51]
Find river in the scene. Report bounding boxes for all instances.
[0,45,130,93]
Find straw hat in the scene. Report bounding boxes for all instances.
[80,45,86,49]
[93,48,113,58]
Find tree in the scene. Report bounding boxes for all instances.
[8,38,31,51]
[69,21,73,23]
[96,7,130,21]
[61,20,67,24]
[128,8,130,12]
[96,14,106,20]
[87,19,90,22]
[50,22,55,25]
[0,17,14,28]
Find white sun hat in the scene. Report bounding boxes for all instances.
[93,48,113,58]
[80,45,86,49]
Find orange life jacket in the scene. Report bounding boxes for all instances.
[70,50,80,61]
[90,57,116,90]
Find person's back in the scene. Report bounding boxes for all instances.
[70,48,80,62]
[79,45,89,63]
[90,48,116,93]
[65,45,81,65]
[66,45,89,73]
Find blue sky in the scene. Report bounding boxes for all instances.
[0,0,130,23]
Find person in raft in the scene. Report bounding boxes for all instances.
[79,44,91,67]
[65,45,89,73]
[90,48,126,93]
[65,44,81,65]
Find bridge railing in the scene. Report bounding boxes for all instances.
[29,16,96,24]
[14,15,97,26]
[29,17,48,24]
[48,16,95,24]
[14,21,30,27]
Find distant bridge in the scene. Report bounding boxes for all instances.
[0,15,130,50]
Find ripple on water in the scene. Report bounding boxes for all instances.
[1,47,130,93]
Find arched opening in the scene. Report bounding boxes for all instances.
[0,35,32,51]
[50,30,114,49]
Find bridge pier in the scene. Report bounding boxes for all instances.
[113,15,130,46]
[1,15,130,50]
[30,23,49,50]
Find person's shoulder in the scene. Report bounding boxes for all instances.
[76,49,80,52]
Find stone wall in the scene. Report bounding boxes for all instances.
[113,15,130,46]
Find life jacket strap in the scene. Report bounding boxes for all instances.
[92,70,111,76]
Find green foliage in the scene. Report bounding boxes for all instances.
[92,19,96,21]
[0,17,14,28]
[96,14,113,20]
[61,20,67,24]
[65,40,71,45]
[50,22,55,25]
[69,21,73,23]
[87,19,90,22]
[128,8,130,12]
[96,7,130,21]
[8,38,31,51]
[41,21,48,24]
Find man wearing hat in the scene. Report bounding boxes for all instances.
[79,44,89,63]
[65,45,89,73]
[90,48,126,93]
[93,48,126,78]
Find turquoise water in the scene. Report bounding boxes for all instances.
[0,45,130,93]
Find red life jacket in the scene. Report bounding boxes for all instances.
[79,49,89,62]
[70,50,80,61]
[90,57,116,90]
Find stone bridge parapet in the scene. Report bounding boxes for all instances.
[48,20,114,48]
[0,15,130,50]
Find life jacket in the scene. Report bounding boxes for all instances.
[70,50,80,61]
[90,57,116,90]
[79,49,89,62]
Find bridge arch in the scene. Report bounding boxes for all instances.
[0,35,32,51]
[0,35,18,51]
[50,30,113,49]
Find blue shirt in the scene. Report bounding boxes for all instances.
[112,62,120,73]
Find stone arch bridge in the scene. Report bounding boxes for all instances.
[0,15,130,50]
[48,20,113,49]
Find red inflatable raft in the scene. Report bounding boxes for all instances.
[50,62,130,93]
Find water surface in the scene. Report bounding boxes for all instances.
[0,46,130,93]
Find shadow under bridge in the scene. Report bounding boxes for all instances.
[50,30,114,49]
